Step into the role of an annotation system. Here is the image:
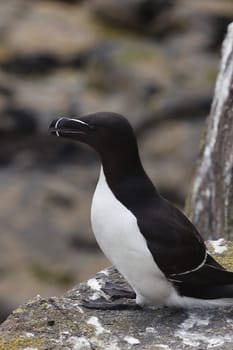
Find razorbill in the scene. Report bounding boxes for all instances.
[49,112,233,309]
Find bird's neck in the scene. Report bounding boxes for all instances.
[101,149,143,180]
[100,151,160,206]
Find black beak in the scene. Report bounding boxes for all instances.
[49,117,93,138]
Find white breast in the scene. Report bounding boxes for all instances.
[91,167,173,306]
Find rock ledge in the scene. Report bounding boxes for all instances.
[0,240,233,350]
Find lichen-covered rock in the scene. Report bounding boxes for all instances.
[187,22,233,240]
[0,240,233,350]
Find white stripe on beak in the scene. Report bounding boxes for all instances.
[70,118,89,126]
[55,117,65,137]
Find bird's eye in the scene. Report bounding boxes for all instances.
[87,124,98,131]
[89,124,104,131]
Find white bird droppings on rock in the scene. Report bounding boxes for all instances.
[179,312,210,330]
[89,292,101,301]
[177,331,232,348]
[209,238,227,254]
[123,336,140,345]
[145,327,156,333]
[190,22,233,228]
[99,268,110,276]
[25,332,35,337]
[175,312,233,348]
[87,278,104,300]
[87,278,102,291]
[87,316,109,336]
[68,336,91,350]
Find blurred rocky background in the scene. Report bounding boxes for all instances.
[0,0,232,322]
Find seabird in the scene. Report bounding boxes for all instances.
[49,112,233,309]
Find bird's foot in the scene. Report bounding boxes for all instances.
[81,297,141,311]
[81,281,138,310]
[102,282,136,300]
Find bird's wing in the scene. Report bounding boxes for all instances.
[137,197,233,299]
[137,197,233,297]
[136,198,208,276]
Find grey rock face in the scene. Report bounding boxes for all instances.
[187,22,233,240]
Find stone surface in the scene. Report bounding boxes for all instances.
[0,240,233,349]
[187,22,233,240]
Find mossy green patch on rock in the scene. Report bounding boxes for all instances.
[0,336,44,350]
[207,240,233,271]
[11,308,24,316]
[113,47,159,65]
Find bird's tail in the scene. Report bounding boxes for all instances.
[180,281,233,300]
[171,256,233,300]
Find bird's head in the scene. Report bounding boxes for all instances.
[49,112,138,162]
